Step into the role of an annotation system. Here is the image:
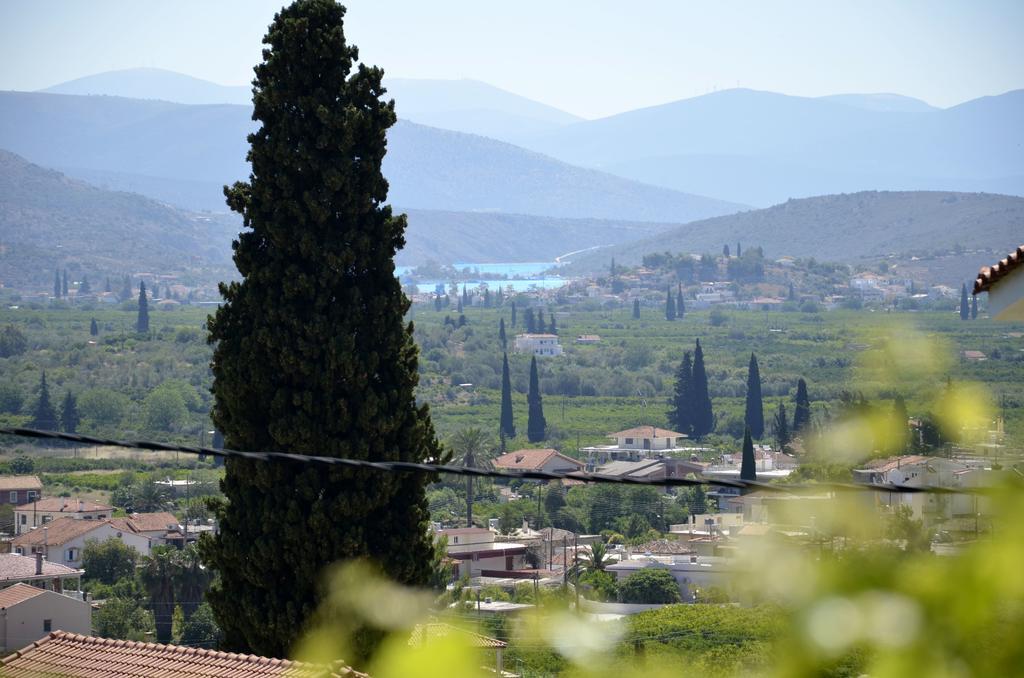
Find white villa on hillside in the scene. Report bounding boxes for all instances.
[513,333,563,357]
[582,426,691,461]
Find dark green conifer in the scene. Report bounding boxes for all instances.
[457,297,464,313]
[959,283,969,320]
[736,242,741,257]
[971,293,978,320]
[500,352,516,439]
[772,401,790,451]
[633,298,640,319]
[744,353,764,439]
[510,302,517,327]
[60,390,79,433]
[792,378,811,432]
[525,308,536,333]
[549,313,557,335]
[665,288,676,321]
[79,277,91,295]
[201,0,441,658]
[740,427,756,482]
[105,277,111,293]
[690,339,714,438]
[527,356,546,443]
[667,351,693,436]
[676,285,685,319]
[499,317,507,351]
[136,281,150,334]
[54,269,61,298]
[31,372,59,430]
[536,311,546,334]
[90,318,99,336]
[62,269,68,297]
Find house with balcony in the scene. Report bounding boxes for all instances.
[0,554,83,596]
[582,426,690,462]
[437,528,529,579]
[513,333,563,357]
[14,498,113,535]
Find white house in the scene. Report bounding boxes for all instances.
[0,584,92,652]
[513,333,563,357]
[582,426,690,461]
[11,518,151,568]
[974,244,1024,320]
[437,528,528,579]
[606,555,732,601]
[853,455,970,522]
[14,498,113,535]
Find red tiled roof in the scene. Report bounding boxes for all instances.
[974,244,1024,294]
[409,622,507,649]
[858,455,930,474]
[609,426,687,439]
[0,583,46,608]
[0,554,81,581]
[0,475,43,491]
[126,512,180,532]
[11,517,113,548]
[492,449,583,471]
[0,631,368,677]
[14,497,112,513]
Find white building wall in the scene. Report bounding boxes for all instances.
[0,592,91,651]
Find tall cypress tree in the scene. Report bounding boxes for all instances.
[772,401,790,451]
[633,298,640,319]
[31,372,59,430]
[510,302,517,328]
[90,318,99,336]
[54,269,62,298]
[740,427,756,482]
[62,269,68,297]
[959,283,969,320]
[792,378,811,432]
[526,356,546,443]
[136,281,150,333]
[676,287,685,319]
[500,352,516,439]
[60,390,80,433]
[498,317,507,351]
[745,353,764,439]
[665,288,676,321]
[970,293,978,320]
[667,351,693,436]
[105,277,111,293]
[690,339,714,438]
[525,308,536,333]
[548,313,557,335]
[536,311,546,334]
[736,242,741,258]
[201,0,441,658]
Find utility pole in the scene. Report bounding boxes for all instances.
[574,534,580,612]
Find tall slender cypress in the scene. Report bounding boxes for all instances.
[527,356,546,443]
[525,308,536,333]
[54,269,62,298]
[511,302,517,328]
[31,372,59,430]
[668,351,693,436]
[690,339,714,438]
[60,390,80,433]
[201,0,442,658]
[500,352,516,439]
[959,283,969,320]
[676,289,685,319]
[792,378,811,432]
[62,269,68,297]
[970,293,978,320]
[665,288,676,321]
[136,281,150,333]
[633,298,640,319]
[90,318,99,336]
[745,353,764,439]
[740,427,756,481]
[548,313,557,335]
[498,317,507,351]
[772,401,790,450]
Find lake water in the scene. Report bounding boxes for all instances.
[395,262,570,294]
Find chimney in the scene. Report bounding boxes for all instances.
[78,500,85,512]
[35,550,43,575]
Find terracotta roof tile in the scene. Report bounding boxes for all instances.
[409,622,507,649]
[0,582,47,608]
[10,516,116,548]
[0,554,81,581]
[0,475,43,491]
[492,449,583,471]
[126,512,180,532]
[974,244,1024,294]
[0,631,368,677]
[14,497,112,513]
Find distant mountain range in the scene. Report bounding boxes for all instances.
[0,90,742,222]
[519,88,1024,206]
[564,190,1024,277]
[0,149,236,289]
[0,150,691,288]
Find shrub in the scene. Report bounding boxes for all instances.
[619,568,682,604]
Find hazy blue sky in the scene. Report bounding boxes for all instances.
[1,0,1021,118]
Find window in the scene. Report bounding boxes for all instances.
[625,438,634,445]
[41,515,51,524]
[66,547,79,561]
[19,514,26,525]
[98,515,106,520]
[14,547,23,555]
[27,491,37,501]
[43,619,52,633]
[9,491,16,503]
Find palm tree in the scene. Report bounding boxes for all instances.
[449,427,494,527]
[579,541,610,573]
[173,544,212,620]
[139,546,180,643]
